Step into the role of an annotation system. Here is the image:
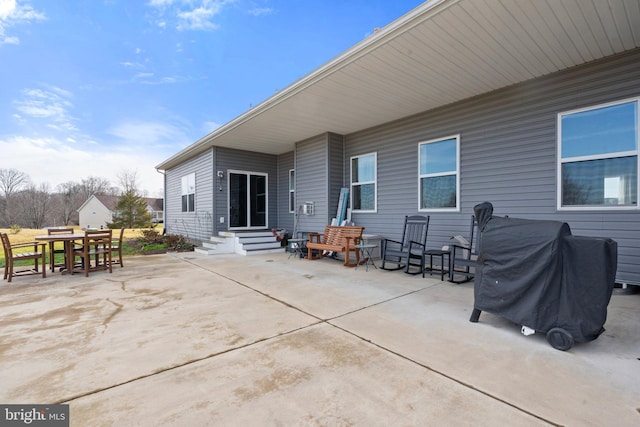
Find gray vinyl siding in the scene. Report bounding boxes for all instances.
[277,151,295,233]
[295,134,332,233]
[346,48,640,284]
[214,147,278,233]
[164,148,214,243]
[328,133,345,223]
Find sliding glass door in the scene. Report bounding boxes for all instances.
[228,171,267,229]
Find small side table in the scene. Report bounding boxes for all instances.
[423,249,450,281]
[288,238,307,259]
[354,244,378,271]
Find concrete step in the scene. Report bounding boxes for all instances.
[197,230,282,256]
[237,236,280,244]
[194,247,219,255]
[240,247,286,256]
[219,231,274,238]
[239,241,282,250]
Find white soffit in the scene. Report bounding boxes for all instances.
[157,0,640,170]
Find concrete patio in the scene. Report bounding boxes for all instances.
[1,252,638,426]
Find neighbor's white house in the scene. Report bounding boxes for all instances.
[78,194,164,229]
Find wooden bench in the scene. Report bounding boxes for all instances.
[306,226,365,267]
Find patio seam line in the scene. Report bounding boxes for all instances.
[325,322,560,426]
[184,256,445,325]
[59,320,325,405]
[207,262,561,427]
[56,263,446,405]
[58,257,552,424]
[180,258,554,422]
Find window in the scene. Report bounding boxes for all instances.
[351,153,377,212]
[419,135,459,210]
[289,169,295,213]
[181,173,195,212]
[558,99,638,209]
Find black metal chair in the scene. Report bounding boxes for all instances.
[380,215,429,274]
[448,215,480,284]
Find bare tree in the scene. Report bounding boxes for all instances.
[56,181,84,225]
[79,176,112,201]
[0,168,30,226]
[17,183,51,229]
[117,169,140,195]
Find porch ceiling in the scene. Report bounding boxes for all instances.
[157,0,640,170]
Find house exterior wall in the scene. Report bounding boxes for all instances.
[164,148,215,243]
[162,49,639,283]
[214,147,278,233]
[345,48,640,284]
[295,133,345,233]
[328,133,345,223]
[277,151,295,234]
[78,196,111,229]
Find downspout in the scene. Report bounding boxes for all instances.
[156,168,166,234]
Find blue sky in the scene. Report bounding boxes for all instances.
[0,0,423,196]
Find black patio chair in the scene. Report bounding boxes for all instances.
[448,215,480,284]
[380,215,429,274]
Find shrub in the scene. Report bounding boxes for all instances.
[164,234,193,251]
[140,229,161,244]
[9,224,21,234]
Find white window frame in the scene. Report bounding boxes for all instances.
[350,152,377,213]
[181,172,196,213]
[289,169,295,213]
[557,98,639,211]
[418,135,460,212]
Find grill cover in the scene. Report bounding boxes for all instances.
[473,203,617,342]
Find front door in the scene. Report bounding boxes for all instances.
[228,171,267,229]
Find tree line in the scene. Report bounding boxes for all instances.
[0,168,154,229]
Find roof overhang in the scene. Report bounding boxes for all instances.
[157,0,640,171]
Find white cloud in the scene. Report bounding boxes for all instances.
[6,88,188,196]
[1,35,17,44]
[134,72,155,79]
[120,61,144,68]
[202,120,221,134]
[147,0,235,32]
[147,0,175,7]
[0,0,46,45]
[248,7,272,17]
[128,72,189,85]
[13,86,78,132]
[0,135,167,197]
[106,120,192,156]
[0,0,17,19]
[177,5,220,31]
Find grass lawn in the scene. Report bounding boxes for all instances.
[0,227,164,268]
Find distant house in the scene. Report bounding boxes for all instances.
[78,195,164,229]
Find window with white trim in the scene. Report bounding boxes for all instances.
[181,173,195,212]
[289,169,295,213]
[351,152,377,212]
[559,99,638,209]
[419,135,459,210]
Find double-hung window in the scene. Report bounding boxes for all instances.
[419,135,459,210]
[181,173,195,212]
[351,153,377,212]
[289,169,295,213]
[558,99,638,209]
